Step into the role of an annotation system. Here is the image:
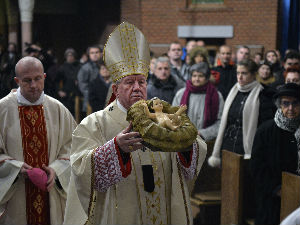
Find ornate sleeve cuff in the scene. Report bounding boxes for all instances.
[93,138,132,192]
[113,137,132,177]
[177,150,193,168]
[177,142,198,180]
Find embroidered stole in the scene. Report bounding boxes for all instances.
[18,105,50,225]
[131,150,169,225]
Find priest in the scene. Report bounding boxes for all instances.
[63,22,207,225]
[0,56,77,225]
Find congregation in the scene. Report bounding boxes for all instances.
[1,23,300,225]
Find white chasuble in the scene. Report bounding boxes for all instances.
[64,100,207,225]
[0,92,77,225]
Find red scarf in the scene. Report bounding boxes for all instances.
[180,80,219,128]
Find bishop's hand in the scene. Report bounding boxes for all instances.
[116,123,143,153]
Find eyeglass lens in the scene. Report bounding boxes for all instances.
[281,100,300,108]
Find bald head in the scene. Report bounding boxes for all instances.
[15,56,44,78]
[14,56,46,103]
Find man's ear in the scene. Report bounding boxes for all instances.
[44,73,46,78]
[112,84,118,96]
[14,77,20,86]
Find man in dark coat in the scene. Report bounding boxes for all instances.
[168,41,190,83]
[0,43,19,97]
[77,45,102,117]
[211,45,237,100]
[147,57,182,104]
[56,48,81,116]
[88,63,111,112]
[251,83,300,225]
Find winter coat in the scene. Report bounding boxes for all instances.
[250,119,299,225]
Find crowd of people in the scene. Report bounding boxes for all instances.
[1,21,300,225]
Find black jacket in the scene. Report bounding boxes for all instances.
[0,52,19,97]
[221,85,276,154]
[55,61,81,114]
[147,75,181,104]
[88,75,110,112]
[212,64,237,100]
[250,119,298,225]
[56,61,81,95]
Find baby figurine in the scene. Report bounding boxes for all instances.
[142,98,187,131]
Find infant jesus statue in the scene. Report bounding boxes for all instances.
[141,98,187,131]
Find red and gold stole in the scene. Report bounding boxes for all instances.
[18,105,50,225]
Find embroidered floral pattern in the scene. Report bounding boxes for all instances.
[177,142,198,180]
[93,139,124,192]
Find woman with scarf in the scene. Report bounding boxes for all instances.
[208,59,275,167]
[250,83,300,225]
[172,62,224,141]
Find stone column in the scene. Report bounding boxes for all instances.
[6,0,19,45]
[18,0,34,55]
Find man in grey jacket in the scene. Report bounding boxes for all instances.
[77,45,102,119]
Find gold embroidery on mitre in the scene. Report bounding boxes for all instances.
[103,22,150,82]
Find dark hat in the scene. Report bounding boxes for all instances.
[258,61,273,74]
[25,46,40,54]
[274,83,300,100]
[190,62,210,79]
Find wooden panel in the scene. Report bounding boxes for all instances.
[280,172,300,222]
[194,191,221,202]
[192,140,221,225]
[193,139,221,194]
[221,150,244,225]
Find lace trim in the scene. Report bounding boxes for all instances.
[177,142,198,180]
[93,139,124,192]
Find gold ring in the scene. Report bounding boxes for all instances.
[129,145,133,151]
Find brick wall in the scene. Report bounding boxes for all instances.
[121,0,278,56]
[120,0,142,29]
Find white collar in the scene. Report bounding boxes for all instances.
[16,87,45,106]
[116,99,127,113]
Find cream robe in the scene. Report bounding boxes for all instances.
[0,92,77,225]
[64,100,207,225]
